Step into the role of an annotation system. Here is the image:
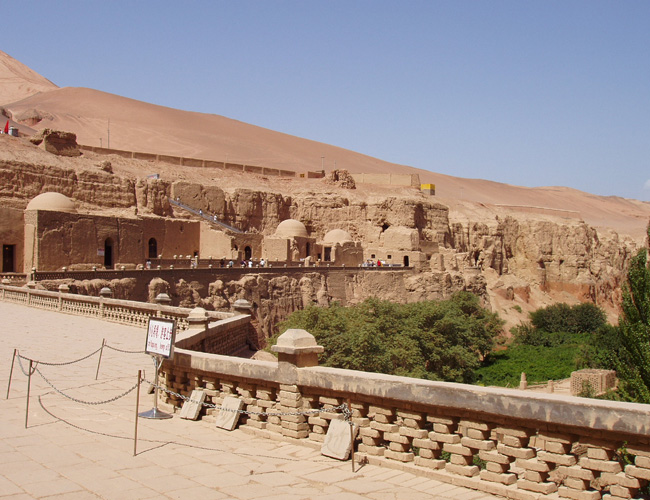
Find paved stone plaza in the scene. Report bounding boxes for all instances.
[0,302,503,500]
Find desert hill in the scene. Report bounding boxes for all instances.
[0,51,57,105]
[1,50,648,243]
[2,50,650,334]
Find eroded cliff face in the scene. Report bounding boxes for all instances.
[6,161,641,335]
[0,161,137,209]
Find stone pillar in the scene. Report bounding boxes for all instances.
[186,307,209,332]
[232,298,253,315]
[58,283,70,311]
[271,329,323,368]
[154,292,171,306]
[271,329,324,438]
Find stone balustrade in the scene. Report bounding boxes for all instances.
[160,329,650,500]
[0,284,234,332]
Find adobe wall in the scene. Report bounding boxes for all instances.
[263,237,290,261]
[26,210,201,271]
[351,173,421,187]
[79,144,301,179]
[0,207,24,273]
[199,223,234,260]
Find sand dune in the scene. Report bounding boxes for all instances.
[0,51,57,105]
[1,50,649,241]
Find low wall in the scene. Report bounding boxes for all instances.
[351,173,421,187]
[176,315,257,354]
[79,144,300,179]
[160,333,650,500]
[0,284,234,332]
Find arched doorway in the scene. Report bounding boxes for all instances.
[244,246,252,260]
[403,255,410,267]
[104,238,114,269]
[148,238,157,259]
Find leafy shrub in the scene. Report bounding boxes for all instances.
[475,344,582,387]
[272,292,504,384]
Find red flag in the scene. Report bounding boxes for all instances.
[3,121,8,134]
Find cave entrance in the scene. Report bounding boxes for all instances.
[104,238,114,269]
[148,238,157,259]
[244,246,252,261]
[403,255,410,267]
[2,244,15,272]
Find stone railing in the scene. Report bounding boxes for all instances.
[160,329,650,500]
[0,284,234,331]
[0,273,27,285]
[30,265,401,283]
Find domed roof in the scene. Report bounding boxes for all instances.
[275,219,308,238]
[26,192,76,213]
[322,229,353,244]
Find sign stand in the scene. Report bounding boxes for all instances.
[139,317,176,420]
[138,355,172,419]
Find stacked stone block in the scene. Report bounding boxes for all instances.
[411,414,444,469]
[306,395,343,443]
[382,408,418,463]
[572,438,628,500]
[245,387,275,429]
[493,427,558,494]
[359,405,397,458]
[619,444,650,500]
[479,426,525,486]
[427,415,473,474]
[387,410,427,463]
[235,382,256,426]
[201,376,219,418]
[278,384,309,439]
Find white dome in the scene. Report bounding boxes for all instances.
[26,192,76,213]
[275,219,308,238]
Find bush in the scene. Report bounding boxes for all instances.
[475,344,582,387]
[272,292,504,384]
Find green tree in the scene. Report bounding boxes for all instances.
[272,292,503,383]
[611,245,650,403]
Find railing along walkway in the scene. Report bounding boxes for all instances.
[0,284,232,331]
[168,198,244,234]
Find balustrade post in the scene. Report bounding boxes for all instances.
[271,329,323,439]
[57,283,69,311]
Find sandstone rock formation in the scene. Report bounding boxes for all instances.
[1,134,647,337]
[29,129,81,157]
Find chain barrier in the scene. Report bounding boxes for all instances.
[34,366,140,405]
[143,378,353,422]
[16,354,38,377]
[104,345,143,355]
[16,347,103,367]
[12,346,353,422]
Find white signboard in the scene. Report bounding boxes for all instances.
[145,317,177,359]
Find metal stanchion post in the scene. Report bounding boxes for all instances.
[6,348,16,399]
[95,339,106,380]
[25,359,32,428]
[347,399,355,472]
[138,355,172,419]
[134,370,141,456]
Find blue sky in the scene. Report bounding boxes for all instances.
[4,1,649,200]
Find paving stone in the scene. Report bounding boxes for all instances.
[0,302,504,500]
